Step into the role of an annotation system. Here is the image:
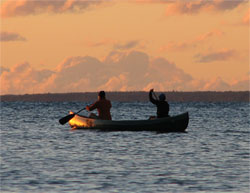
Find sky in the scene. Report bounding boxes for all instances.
[0,0,249,94]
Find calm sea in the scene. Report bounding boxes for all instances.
[1,101,249,193]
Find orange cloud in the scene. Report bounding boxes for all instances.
[195,49,237,63]
[165,0,246,16]
[86,39,143,52]
[1,50,248,95]
[0,62,53,94]
[99,74,129,91]
[242,8,250,25]
[0,0,105,18]
[203,77,231,91]
[43,55,109,93]
[231,73,250,91]
[0,31,26,42]
[114,40,140,50]
[135,0,172,3]
[0,67,10,74]
[160,30,224,52]
[195,30,224,41]
[86,38,114,47]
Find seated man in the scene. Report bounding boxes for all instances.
[149,89,169,119]
[86,91,112,120]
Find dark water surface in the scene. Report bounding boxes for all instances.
[1,101,249,192]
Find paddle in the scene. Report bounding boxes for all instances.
[152,91,159,100]
[59,108,86,125]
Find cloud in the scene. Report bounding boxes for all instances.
[1,0,247,18]
[231,73,250,91]
[195,49,237,63]
[86,38,114,47]
[103,51,150,90]
[165,0,247,16]
[160,41,191,52]
[0,31,26,42]
[135,0,172,3]
[114,40,140,50]
[0,66,10,75]
[242,8,250,25]
[86,39,144,52]
[195,30,224,41]
[202,77,231,91]
[147,57,193,82]
[143,57,194,91]
[0,50,248,94]
[0,62,54,94]
[0,0,105,18]
[160,30,224,52]
[99,74,129,91]
[43,56,110,93]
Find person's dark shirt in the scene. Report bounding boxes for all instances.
[149,92,169,118]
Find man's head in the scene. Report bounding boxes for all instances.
[159,93,166,101]
[98,91,106,99]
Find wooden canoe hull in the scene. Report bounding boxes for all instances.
[68,112,189,132]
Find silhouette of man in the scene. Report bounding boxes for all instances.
[149,89,169,118]
[86,91,112,120]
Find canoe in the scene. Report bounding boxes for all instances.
[68,112,189,132]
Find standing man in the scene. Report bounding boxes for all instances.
[86,91,112,120]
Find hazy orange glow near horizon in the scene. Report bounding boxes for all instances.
[0,0,249,94]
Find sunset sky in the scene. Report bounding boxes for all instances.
[0,0,249,94]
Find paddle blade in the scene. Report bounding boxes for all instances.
[59,114,75,125]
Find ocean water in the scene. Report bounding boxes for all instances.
[0,101,249,193]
